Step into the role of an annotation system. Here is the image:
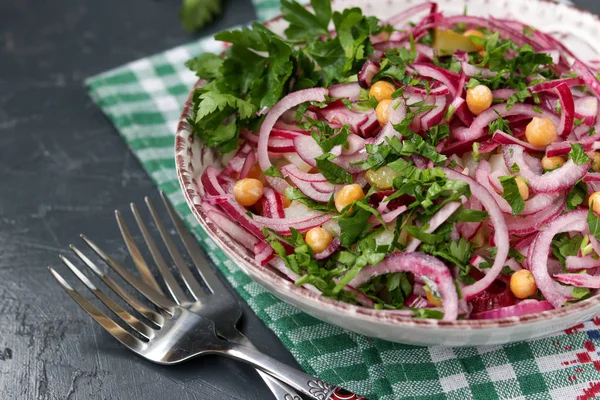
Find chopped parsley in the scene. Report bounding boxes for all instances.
[569,143,591,165]
[498,175,525,216]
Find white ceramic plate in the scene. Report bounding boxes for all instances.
[176,0,600,346]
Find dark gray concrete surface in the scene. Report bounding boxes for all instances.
[0,0,598,399]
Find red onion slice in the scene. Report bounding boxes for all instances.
[254,241,275,266]
[503,144,590,193]
[466,104,559,143]
[492,130,544,153]
[271,128,306,139]
[358,60,380,89]
[554,83,575,137]
[369,205,408,226]
[385,2,435,27]
[239,151,256,179]
[584,173,600,183]
[574,96,598,126]
[293,135,342,167]
[314,238,341,260]
[503,195,565,235]
[281,165,334,203]
[403,83,450,97]
[421,95,447,130]
[573,60,600,100]
[471,300,553,319]
[221,143,253,177]
[475,160,559,215]
[529,77,584,93]
[258,88,328,192]
[411,63,460,96]
[443,168,509,300]
[206,209,260,249]
[554,273,600,289]
[492,89,518,100]
[343,133,366,155]
[202,166,331,236]
[261,187,285,218]
[317,101,369,134]
[329,82,362,102]
[530,210,588,308]
[461,62,498,78]
[349,252,458,321]
[566,255,600,271]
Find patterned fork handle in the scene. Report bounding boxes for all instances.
[225,344,368,400]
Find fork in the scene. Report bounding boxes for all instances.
[114,192,299,400]
[48,196,367,400]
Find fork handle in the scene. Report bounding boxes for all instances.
[223,344,368,400]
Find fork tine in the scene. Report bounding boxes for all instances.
[80,234,177,313]
[160,191,227,294]
[58,254,155,340]
[144,197,206,300]
[70,245,164,327]
[115,210,164,295]
[129,202,189,304]
[48,267,146,354]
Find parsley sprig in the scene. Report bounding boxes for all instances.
[185,0,384,152]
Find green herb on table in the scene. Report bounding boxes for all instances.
[180,0,223,32]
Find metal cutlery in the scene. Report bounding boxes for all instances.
[49,193,366,400]
[114,192,299,400]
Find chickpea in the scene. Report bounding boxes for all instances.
[589,192,600,214]
[541,155,566,171]
[510,270,537,299]
[515,177,529,201]
[233,178,264,207]
[525,117,558,147]
[305,227,334,254]
[334,184,365,212]
[369,81,396,102]
[425,289,443,307]
[591,152,600,172]
[466,85,493,115]
[463,29,486,50]
[376,99,393,126]
[246,163,268,185]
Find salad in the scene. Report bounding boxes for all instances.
[185,0,600,321]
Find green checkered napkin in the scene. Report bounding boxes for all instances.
[86,1,600,398]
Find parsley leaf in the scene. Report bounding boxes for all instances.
[412,308,444,319]
[185,53,224,79]
[499,175,525,216]
[506,89,531,110]
[285,187,335,213]
[551,233,585,266]
[315,153,353,184]
[338,205,372,248]
[180,0,222,32]
[281,0,331,40]
[307,122,350,153]
[425,124,450,147]
[466,78,481,89]
[488,112,512,135]
[452,207,489,222]
[263,166,284,178]
[569,143,591,165]
[566,180,587,210]
[571,287,591,300]
[588,206,600,243]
